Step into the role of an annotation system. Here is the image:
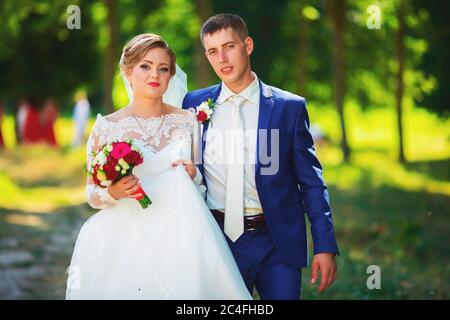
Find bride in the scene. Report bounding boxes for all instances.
[66,33,252,300]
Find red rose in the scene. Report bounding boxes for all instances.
[197,111,208,122]
[103,161,119,181]
[106,153,115,163]
[91,163,101,175]
[124,150,143,166]
[92,164,102,186]
[111,156,119,166]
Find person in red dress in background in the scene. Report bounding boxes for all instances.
[0,103,5,148]
[40,98,58,147]
[22,100,43,144]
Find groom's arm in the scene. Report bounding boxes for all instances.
[291,98,339,255]
[291,98,339,293]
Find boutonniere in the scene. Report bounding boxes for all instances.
[196,98,217,124]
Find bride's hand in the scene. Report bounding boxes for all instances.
[108,175,142,200]
[172,159,196,180]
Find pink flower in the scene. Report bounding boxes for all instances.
[110,142,132,159]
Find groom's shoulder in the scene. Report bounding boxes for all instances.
[266,84,306,107]
[183,84,221,108]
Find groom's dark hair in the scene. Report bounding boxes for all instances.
[200,13,249,46]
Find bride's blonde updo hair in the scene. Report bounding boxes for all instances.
[119,33,176,76]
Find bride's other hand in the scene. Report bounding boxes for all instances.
[108,175,142,200]
[172,159,196,180]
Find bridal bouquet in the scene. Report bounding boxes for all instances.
[87,140,152,208]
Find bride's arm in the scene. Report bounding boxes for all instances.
[85,119,118,209]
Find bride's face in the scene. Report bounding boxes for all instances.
[127,47,172,100]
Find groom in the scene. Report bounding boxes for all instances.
[182,13,339,300]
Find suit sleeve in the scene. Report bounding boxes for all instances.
[292,98,339,255]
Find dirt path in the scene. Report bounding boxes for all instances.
[0,205,91,299]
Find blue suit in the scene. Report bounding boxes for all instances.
[183,79,339,299]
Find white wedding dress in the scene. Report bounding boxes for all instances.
[66,110,252,300]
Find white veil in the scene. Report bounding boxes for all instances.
[121,64,187,108]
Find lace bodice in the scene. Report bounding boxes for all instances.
[85,109,204,209]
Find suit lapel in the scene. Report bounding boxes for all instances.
[256,80,275,174]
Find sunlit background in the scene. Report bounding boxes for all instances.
[0,0,448,299]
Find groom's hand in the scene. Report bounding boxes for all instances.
[310,252,337,294]
[172,159,196,180]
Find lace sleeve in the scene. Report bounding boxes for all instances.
[85,116,118,209]
[187,109,206,199]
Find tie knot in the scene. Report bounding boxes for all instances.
[230,95,245,108]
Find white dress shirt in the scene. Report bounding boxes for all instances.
[204,72,263,216]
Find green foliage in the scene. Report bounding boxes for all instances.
[0,0,447,119]
[411,0,450,117]
[0,0,99,107]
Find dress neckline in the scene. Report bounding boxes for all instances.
[97,112,190,124]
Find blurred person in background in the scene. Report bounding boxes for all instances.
[22,99,43,144]
[310,123,330,149]
[41,98,59,147]
[72,91,91,147]
[16,98,30,144]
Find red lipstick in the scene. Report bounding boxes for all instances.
[148,82,160,87]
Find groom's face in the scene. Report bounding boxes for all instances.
[203,28,253,87]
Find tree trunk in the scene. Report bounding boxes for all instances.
[103,0,119,114]
[327,0,350,162]
[194,0,213,88]
[395,4,406,163]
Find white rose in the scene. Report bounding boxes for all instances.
[96,152,106,165]
[199,101,209,110]
[205,107,213,117]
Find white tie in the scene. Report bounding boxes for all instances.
[225,95,245,242]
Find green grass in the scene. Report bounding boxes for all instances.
[302,156,449,299]
[308,101,450,161]
[300,104,449,299]
[0,104,449,299]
